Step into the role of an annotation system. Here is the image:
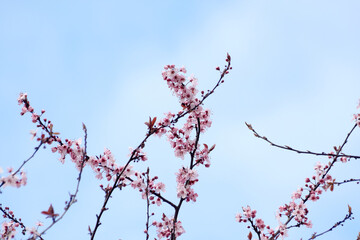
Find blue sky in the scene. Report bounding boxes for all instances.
[1,1,360,239]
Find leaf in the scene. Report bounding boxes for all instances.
[348,205,352,214]
[41,204,59,218]
[209,144,216,152]
[245,122,253,130]
[145,117,157,130]
[227,52,231,61]
[151,117,157,126]
[247,231,252,240]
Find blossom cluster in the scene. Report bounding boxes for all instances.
[0,168,27,189]
[234,99,360,239]
[130,171,166,206]
[1,221,18,240]
[0,206,43,240]
[152,214,185,239]
[125,65,219,238]
[235,206,275,240]
[175,167,199,202]
[51,139,84,167]
[17,92,34,116]
[353,99,360,128]
[17,92,56,145]
[162,65,198,108]
[161,65,212,133]
[156,65,215,202]
[16,92,147,187]
[87,148,136,183]
[194,143,213,168]
[154,65,218,237]
[235,160,340,239]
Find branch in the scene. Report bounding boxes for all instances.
[245,122,360,160]
[90,55,232,240]
[89,130,155,239]
[124,176,177,209]
[0,141,43,189]
[170,118,202,240]
[172,55,231,124]
[1,106,65,190]
[36,123,88,239]
[335,178,360,186]
[145,168,150,240]
[308,205,353,240]
[268,124,358,240]
[0,205,37,239]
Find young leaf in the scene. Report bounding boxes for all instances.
[247,231,252,240]
[41,204,59,219]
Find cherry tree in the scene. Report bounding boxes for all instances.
[1,54,360,240]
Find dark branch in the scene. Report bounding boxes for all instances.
[245,122,360,160]
[307,206,353,240]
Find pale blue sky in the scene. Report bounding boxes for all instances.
[1,1,360,239]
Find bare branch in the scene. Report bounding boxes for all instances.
[307,205,353,240]
[245,122,360,160]
[335,178,360,186]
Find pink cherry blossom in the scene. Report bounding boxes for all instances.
[1,221,17,239]
[291,187,303,200]
[0,170,27,188]
[235,213,242,222]
[276,222,288,239]
[26,226,40,238]
[17,92,27,105]
[153,214,185,239]
[255,218,266,231]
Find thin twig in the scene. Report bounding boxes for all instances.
[307,206,353,240]
[36,123,88,239]
[124,176,177,209]
[335,178,360,186]
[245,122,360,160]
[145,168,150,240]
[0,141,43,189]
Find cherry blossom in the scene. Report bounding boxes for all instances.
[1,221,18,239]
[0,169,27,188]
[153,214,185,239]
[26,226,40,238]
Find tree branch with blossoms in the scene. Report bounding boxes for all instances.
[1,93,90,239]
[35,123,88,240]
[235,103,360,240]
[0,205,30,239]
[88,54,231,240]
[0,141,42,191]
[8,53,360,240]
